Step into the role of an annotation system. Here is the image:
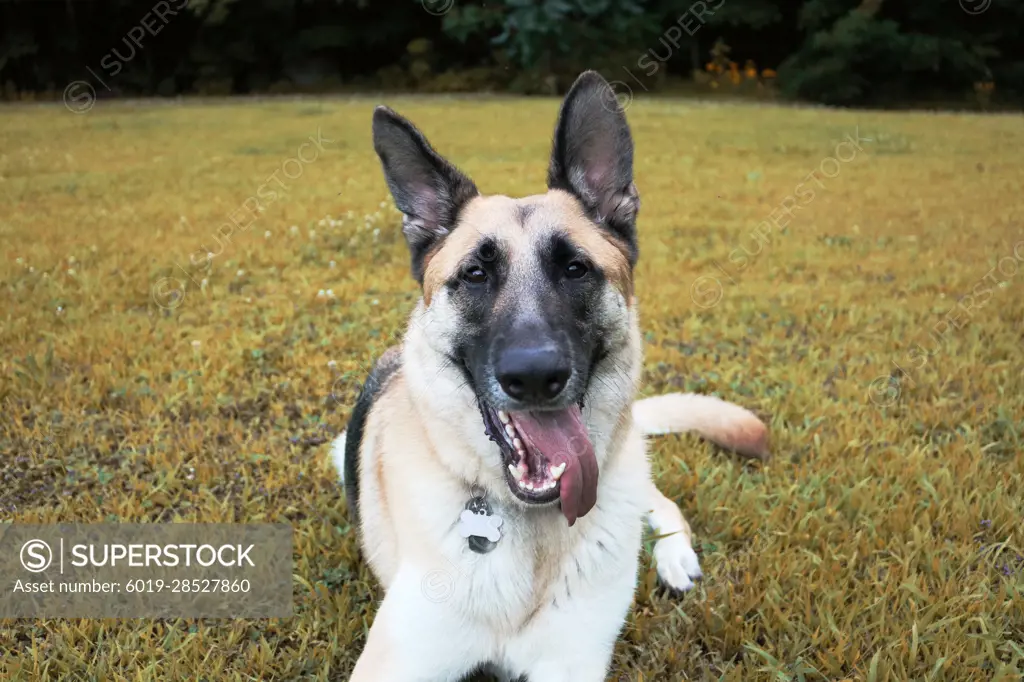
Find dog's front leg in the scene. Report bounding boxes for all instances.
[349,564,487,682]
[646,478,704,592]
[506,561,639,682]
[509,598,630,681]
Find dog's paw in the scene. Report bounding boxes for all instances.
[653,534,703,593]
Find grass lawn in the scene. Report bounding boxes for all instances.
[1,95,1022,681]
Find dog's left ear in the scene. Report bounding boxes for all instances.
[547,71,640,265]
[372,105,479,283]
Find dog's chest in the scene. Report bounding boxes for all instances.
[438,498,641,631]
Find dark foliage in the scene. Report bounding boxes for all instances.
[1,0,1020,106]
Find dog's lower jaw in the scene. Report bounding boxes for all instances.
[480,401,561,502]
[478,398,600,525]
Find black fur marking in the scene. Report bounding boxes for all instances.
[586,341,609,390]
[515,203,536,224]
[343,348,402,526]
[459,666,528,682]
[446,351,476,392]
[448,229,608,416]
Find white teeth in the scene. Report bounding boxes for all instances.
[498,411,509,424]
[550,463,566,480]
[517,476,557,492]
[504,425,515,439]
[513,437,523,451]
[508,464,524,482]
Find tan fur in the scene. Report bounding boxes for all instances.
[547,191,634,300]
[632,393,770,460]
[423,190,633,306]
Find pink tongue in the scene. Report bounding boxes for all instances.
[508,406,597,527]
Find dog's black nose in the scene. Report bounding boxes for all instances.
[496,345,571,403]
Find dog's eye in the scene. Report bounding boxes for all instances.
[462,266,487,284]
[565,261,588,280]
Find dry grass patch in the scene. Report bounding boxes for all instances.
[1,96,1022,680]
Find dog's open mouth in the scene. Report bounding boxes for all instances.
[480,401,598,526]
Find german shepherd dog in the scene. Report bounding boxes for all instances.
[331,71,769,681]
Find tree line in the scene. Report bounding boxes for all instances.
[1,0,1021,108]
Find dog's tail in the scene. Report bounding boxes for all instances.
[631,393,769,460]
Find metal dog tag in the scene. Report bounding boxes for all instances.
[459,496,503,554]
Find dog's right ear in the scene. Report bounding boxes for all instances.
[547,71,639,266]
[372,106,479,283]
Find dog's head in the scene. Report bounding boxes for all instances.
[372,72,640,526]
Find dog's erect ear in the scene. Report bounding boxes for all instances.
[547,71,639,265]
[372,106,479,283]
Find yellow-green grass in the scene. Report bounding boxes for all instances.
[1,95,1022,681]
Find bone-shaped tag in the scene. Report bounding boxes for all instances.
[458,509,503,543]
